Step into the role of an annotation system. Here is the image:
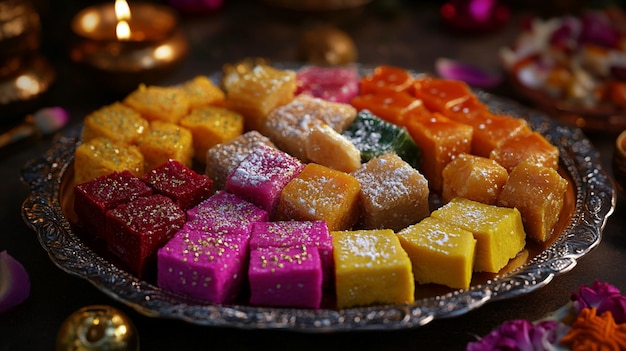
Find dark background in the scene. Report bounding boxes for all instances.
[1,1,626,350]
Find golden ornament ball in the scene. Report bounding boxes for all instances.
[297,25,357,66]
[56,305,139,351]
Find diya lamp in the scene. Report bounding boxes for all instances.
[69,0,189,92]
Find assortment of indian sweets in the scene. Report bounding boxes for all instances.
[70,59,569,310]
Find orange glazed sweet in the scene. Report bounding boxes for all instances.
[403,112,473,192]
[450,112,532,158]
[497,160,568,242]
[275,163,361,231]
[350,91,425,126]
[412,76,488,120]
[490,131,559,172]
[359,65,415,95]
[441,153,509,205]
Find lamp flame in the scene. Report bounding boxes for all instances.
[115,0,131,40]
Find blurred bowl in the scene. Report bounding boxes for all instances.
[509,74,626,133]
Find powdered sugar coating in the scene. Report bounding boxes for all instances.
[205,131,275,190]
[352,153,429,231]
[186,191,269,235]
[226,144,304,213]
[264,95,357,161]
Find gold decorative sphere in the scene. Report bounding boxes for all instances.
[297,25,358,66]
[56,305,139,351]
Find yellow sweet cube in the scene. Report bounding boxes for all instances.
[138,121,194,171]
[332,229,415,309]
[264,95,357,161]
[397,217,476,289]
[351,153,430,231]
[123,84,190,124]
[441,153,509,205]
[74,137,144,184]
[497,160,568,242]
[179,75,225,109]
[179,106,244,163]
[430,197,526,273]
[221,60,296,132]
[275,163,360,231]
[82,102,149,145]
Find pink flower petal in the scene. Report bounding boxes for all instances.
[435,58,502,88]
[0,251,31,314]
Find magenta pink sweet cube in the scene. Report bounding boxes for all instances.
[186,191,269,234]
[157,227,250,304]
[248,245,323,309]
[225,144,305,214]
[250,220,333,288]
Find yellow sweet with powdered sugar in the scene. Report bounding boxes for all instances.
[430,197,526,273]
[331,229,414,309]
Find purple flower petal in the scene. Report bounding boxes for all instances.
[597,294,626,324]
[0,251,31,314]
[466,319,566,351]
[578,11,620,48]
[435,58,502,88]
[571,279,622,313]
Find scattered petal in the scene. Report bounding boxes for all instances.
[33,106,70,135]
[0,250,31,314]
[435,58,502,88]
[571,279,622,313]
[466,319,568,351]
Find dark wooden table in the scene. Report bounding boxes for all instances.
[1,1,625,350]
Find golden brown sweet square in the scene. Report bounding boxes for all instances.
[138,121,194,171]
[447,112,532,158]
[221,61,296,132]
[179,75,225,110]
[397,217,476,289]
[74,137,144,184]
[275,163,360,231]
[264,94,357,161]
[204,130,276,191]
[332,229,414,309]
[123,84,191,124]
[82,102,149,145]
[179,106,244,163]
[497,160,568,242]
[441,153,509,205]
[490,131,559,172]
[351,153,429,231]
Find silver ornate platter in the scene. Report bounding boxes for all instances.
[21,64,615,331]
